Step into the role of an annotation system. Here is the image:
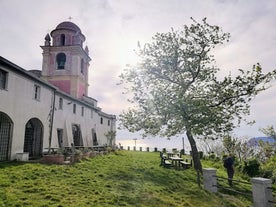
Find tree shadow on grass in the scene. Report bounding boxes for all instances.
[0,160,26,169]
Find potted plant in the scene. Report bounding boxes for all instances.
[82,148,91,159]
[42,148,65,164]
[71,149,83,162]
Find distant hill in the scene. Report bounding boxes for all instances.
[248,136,276,146]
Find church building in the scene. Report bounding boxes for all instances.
[0,21,116,161]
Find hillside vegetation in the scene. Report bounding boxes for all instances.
[0,151,252,207]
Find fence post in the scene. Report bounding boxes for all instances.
[251,177,273,207]
[203,168,217,193]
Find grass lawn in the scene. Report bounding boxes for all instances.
[0,151,252,207]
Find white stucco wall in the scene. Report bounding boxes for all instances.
[51,93,116,148]
[0,58,116,161]
[0,66,53,159]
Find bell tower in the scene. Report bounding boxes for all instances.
[41,21,91,99]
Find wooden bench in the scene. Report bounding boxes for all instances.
[160,153,172,168]
[180,159,192,169]
[164,159,172,168]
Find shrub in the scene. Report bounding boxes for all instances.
[261,155,276,183]
[242,159,260,177]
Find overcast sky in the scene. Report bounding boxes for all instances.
[0,0,276,141]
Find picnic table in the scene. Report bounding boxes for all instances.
[170,156,183,170]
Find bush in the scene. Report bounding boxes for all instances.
[261,155,276,183]
[209,152,216,160]
[242,159,260,177]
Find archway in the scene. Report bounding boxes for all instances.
[24,118,43,158]
[92,128,98,146]
[0,112,13,161]
[72,124,83,147]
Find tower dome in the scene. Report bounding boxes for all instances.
[55,21,82,33]
[50,21,86,46]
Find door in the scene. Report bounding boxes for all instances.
[0,112,13,161]
[24,118,43,158]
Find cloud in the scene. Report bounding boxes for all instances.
[0,0,276,139]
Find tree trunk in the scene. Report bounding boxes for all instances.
[186,129,203,174]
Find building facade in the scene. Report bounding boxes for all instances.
[0,21,116,161]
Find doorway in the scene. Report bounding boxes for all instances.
[24,118,43,158]
[0,112,13,161]
[72,124,83,147]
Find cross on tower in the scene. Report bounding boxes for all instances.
[68,16,73,21]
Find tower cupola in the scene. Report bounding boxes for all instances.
[51,21,86,47]
[41,21,91,99]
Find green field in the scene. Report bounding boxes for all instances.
[0,151,252,207]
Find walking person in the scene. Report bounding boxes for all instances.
[223,154,235,186]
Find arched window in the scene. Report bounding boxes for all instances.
[56,53,66,69]
[60,34,65,46]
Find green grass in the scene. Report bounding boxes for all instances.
[0,151,252,207]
